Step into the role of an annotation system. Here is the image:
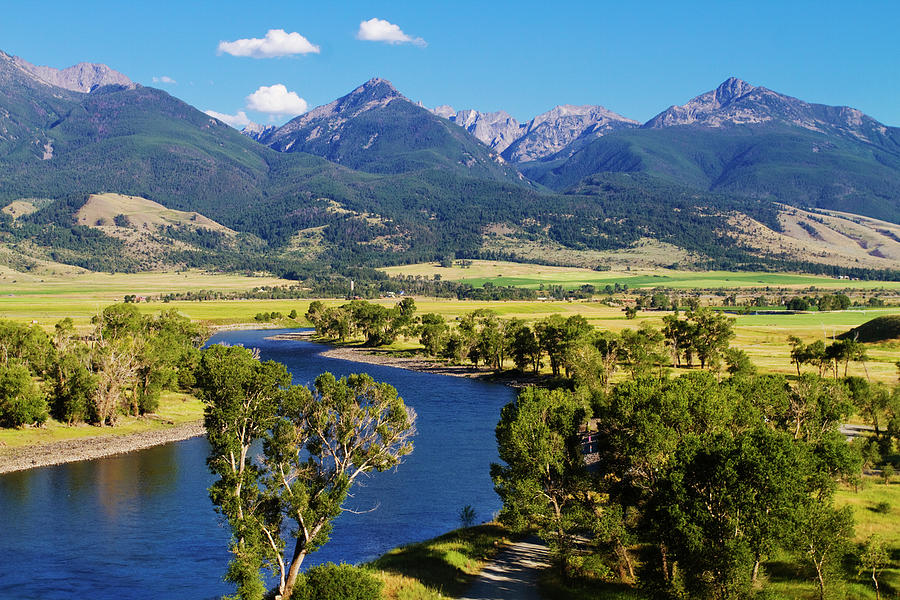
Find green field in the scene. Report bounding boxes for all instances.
[382,260,900,291]
[0,270,295,326]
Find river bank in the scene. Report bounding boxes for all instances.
[267,330,545,387]
[0,421,205,475]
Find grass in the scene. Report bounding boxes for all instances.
[368,524,511,599]
[0,391,203,452]
[0,270,296,327]
[381,260,900,291]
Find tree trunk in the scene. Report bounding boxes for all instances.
[814,559,826,600]
[618,540,635,581]
[660,543,670,583]
[281,538,308,600]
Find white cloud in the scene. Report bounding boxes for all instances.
[246,84,308,116]
[218,29,320,58]
[356,18,426,46]
[205,110,251,128]
[152,75,177,84]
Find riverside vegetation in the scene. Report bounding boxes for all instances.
[0,304,206,430]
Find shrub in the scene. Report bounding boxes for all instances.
[873,501,891,514]
[0,362,48,428]
[882,464,895,484]
[295,563,382,600]
[459,504,477,528]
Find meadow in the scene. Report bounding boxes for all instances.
[381,260,900,291]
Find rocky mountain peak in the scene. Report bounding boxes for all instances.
[432,104,456,119]
[240,122,276,141]
[11,54,133,93]
[433,102,639,162]
[352,77,402,100]
[503,104,639,163]
[712,77,756,104]
[642,77,890,142]
[430,106,522,153]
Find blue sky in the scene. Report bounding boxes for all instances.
[2,0,898,127]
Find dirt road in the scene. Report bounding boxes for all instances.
[460,538,549,600]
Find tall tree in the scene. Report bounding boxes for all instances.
[264,372,415,599]
[491,387,589,561]
[198,345,415,600]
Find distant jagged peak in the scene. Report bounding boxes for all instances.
[503,104,639,163]
[10,53,133,93]
[276,77,409,132]
[429,106,523,152]
[527,104,639,129]
[432,104,456,119]
[643,76,888,137]
[240,122,276,141]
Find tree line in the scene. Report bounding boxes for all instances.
[0,305,206,428]
[306,299,749,381]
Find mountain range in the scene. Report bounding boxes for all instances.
[1,48,898,278]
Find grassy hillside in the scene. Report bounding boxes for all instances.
[838,315,900,343]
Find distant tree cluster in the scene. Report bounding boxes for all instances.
[306,298,417,346]
[788,336,869,379]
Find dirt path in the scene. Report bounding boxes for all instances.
[460,538,550,600]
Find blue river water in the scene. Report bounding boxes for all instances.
[0,329,514,600]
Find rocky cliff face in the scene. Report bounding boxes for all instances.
[643,77,892,145]
[504,104,639,163]
[433,103,638,163]
[432,106,523,153]
[11,54,133,93]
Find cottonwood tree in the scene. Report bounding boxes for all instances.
[265,372,415,599]
[198,345,415,600]
[491,387,590,563]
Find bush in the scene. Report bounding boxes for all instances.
[459,504,477,528]
[873,501,891,514]
[881,464,894,484]
[296,563,382,600]
[0,362,48,427]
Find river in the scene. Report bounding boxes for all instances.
[0,329,515,600]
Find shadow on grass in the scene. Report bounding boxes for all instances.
[539,570,645,600]
[368,524,511,598]
[765,559,808,583]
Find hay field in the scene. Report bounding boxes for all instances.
[381,260,900,291]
